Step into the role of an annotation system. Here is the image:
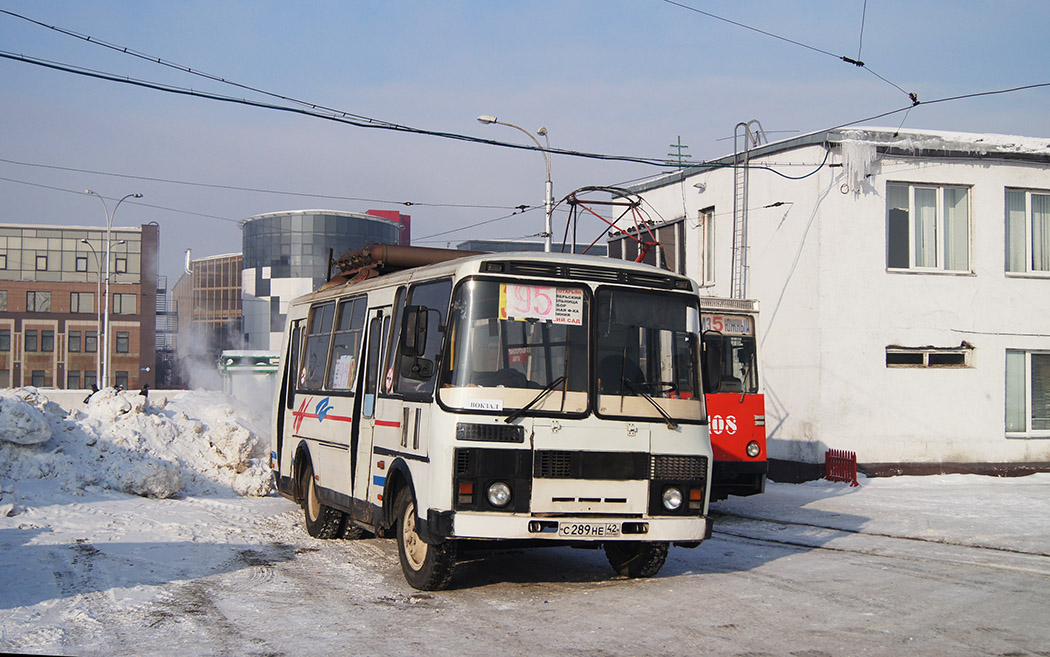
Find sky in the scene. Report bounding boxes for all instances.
[2,0,1050,284]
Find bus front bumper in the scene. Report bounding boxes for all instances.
[439,510,711,543]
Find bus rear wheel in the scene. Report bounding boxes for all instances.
[604,541,669,578]
[395,488,456,590]
[301,462,346,539]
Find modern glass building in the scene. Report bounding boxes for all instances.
[241,210,402,350]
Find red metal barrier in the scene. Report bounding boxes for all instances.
[824,449,860,486]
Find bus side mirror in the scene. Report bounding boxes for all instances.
[702,333,723,393]
[400,305,434,380]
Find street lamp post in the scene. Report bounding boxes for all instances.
[86,190,142,388]
[79,239,102,386]
[477,115,553,252]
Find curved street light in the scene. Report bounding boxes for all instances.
[477,115,553,252]
[85,190,142,388]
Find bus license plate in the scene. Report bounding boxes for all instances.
[558,522,620,538]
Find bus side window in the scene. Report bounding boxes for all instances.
[363,314,384,417]
[285,323,302,410]
[301,302,336,390]
[382,287,407,397]
[394,278,453,399]
[326,297,367,390]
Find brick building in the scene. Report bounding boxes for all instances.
[0,223,158,390]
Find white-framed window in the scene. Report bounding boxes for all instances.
[886,344,972,368]
[887,183,970,272]
[1006,350,1050,435]
[1005,189,1050,274]
[698,206,715,286]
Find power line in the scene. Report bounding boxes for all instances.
[659,0,917,103]
[0,157,524,211]
[0,174,240,223]
[0,8,400,130]
[0,48,679,169]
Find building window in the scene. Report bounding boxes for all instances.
[0,290,6,311]
[1005,189,1050,274]
[116,331,130,354]
[68,331,82,353]
[1006,350,1050,435]
[25,330,38,352]
[887,183,970,272]
[41,330,54,353]
[113,293,137,315]
[699,206,715,286]
[67,370,81,389]
[886,344,972,368]
[76,256,89,272]
[85,330,98,353]
[115,371,129,389]
[26,291,51,312]
[0,329,9,351]
[70,292,95,314]
[84,370,97,389]
[0,254,6,269]
[36,255,48,271]
[115,257,128,274]
[31,370,45,387]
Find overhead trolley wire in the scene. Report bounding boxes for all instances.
[659,0,918,104]
[0,157,522,211]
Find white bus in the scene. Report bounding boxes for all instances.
[271,245,714,590]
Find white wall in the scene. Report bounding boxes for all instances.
[637,136,1050,466]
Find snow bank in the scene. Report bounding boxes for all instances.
[0,387,273,510]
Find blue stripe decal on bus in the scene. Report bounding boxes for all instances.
[373,475,386,487]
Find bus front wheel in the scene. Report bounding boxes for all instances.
[395,488,456,590]
[301,462,346,539]
[604,541,669,578]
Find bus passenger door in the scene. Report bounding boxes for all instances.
[353,306,391,512]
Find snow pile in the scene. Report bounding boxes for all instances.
[0,387,273,510]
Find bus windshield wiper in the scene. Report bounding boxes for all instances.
[622,378,679,430]
[504,375,567,424]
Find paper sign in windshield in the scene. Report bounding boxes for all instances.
[500,284,583,326]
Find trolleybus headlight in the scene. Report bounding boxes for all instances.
[487,481,512,507]
[662,486,683,511]
[746,441,761,458]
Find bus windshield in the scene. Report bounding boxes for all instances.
[595,289,705,423]
[439,280,589,415]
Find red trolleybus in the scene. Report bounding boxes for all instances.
[700,297,767,501]
[271,245,714,590]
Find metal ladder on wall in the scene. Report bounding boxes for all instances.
[730,120,767,299]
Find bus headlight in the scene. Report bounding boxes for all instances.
[662,486,683,511]
[487,481,512,507]
[746,441,761,458]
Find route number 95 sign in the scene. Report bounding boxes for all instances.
[499,284,584,326]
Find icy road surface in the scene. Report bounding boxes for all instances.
[1,388,1049,656]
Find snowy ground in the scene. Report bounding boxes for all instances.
[1,387,1049,656]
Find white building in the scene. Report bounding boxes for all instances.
[619,127,1050,478]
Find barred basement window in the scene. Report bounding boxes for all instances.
[886,344,972,368]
